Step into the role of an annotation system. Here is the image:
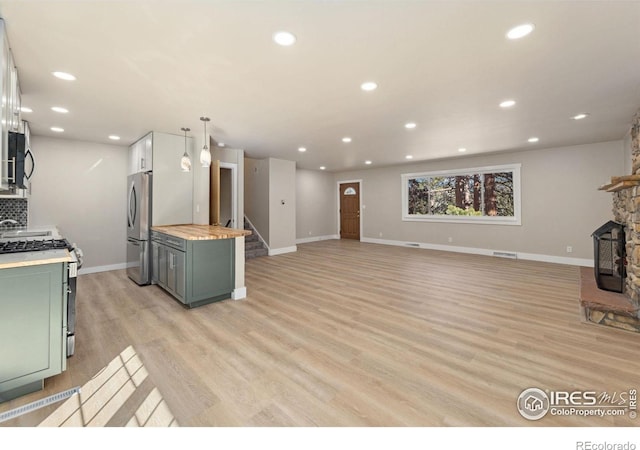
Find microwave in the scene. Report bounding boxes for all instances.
[7,131,34,189]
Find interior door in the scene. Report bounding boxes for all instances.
[340,182,360,240]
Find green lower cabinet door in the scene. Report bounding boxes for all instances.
[0,263,64,399]
[187,239,234,304]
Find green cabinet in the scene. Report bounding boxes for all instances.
[151,231,234,308]
[0,262,67,402]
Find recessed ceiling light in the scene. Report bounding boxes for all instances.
[404,122,417,129]
[360,81,377,91]
[506,23,535,40]
[319,166,326,170]
[499,100,516,108]
[458,148,467,152]
[51,106,69,113]
[342,137,352,143]
[50,126,64,132]
[52,71,76,81]
[572,113,589,120]
[298,147,307,152]
[108,135,120,141]
[406,155,413,160]
[365,160,372,165]
[273,31,296,46]
[528,137,539,143]
[218,142,225,147]
[20,106,32,113]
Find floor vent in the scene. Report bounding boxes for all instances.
[493,251,517,259]
[0,386,81,423]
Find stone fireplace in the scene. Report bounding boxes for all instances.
[582,110,640,332]
[609,110,640,308]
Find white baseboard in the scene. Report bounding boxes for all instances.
[296,235,340,244]
[360,237,593,267]
[78,262,128,275]
[232,287,247,300]
[268,246,297,256]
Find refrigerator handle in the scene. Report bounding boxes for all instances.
[128,181,137,228]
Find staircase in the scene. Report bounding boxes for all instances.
[244,218,268,259]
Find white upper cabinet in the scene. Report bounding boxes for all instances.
[128,132,153,175]
[0,19,23,191]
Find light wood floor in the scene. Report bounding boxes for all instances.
[2,239,640,426]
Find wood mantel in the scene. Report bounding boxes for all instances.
[598,174,640,192]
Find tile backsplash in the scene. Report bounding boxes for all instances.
[0,198,28,228]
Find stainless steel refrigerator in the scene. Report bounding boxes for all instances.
[126,171,152,285]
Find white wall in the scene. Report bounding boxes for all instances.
[296,169,337,241]
[28,136,128,271]
[330,140,624,264]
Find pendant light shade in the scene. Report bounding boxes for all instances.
[200,116,211,168]
[180,127,191,172]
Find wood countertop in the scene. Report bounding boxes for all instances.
[151,224,251,240]
[0,249,73,270]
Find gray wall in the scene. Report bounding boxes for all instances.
[296,169,337,240]
[213,146,245,229]
[331,140,624,261]
[29,135,128,271]
[244,157,296,252]
[268,158,296,251]
[244,157,270,243]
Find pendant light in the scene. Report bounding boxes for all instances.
[180,127,191,172]
[200,116,211,167]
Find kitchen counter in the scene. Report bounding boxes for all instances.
[0,249,73,270]
[151,224,251,241]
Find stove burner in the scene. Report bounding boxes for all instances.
[0,238,74,254]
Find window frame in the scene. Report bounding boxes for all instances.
[401,163,522,225]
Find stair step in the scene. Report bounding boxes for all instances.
[245,248,268,259]
[245,241,264,251]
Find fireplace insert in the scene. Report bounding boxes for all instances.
[592,220,625,293]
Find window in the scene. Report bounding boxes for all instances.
[401,164,521,225]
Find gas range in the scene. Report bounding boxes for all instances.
[0,238,74,254]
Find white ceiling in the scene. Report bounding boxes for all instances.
[0,0,638,172]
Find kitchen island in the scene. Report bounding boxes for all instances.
[150,224,251,308]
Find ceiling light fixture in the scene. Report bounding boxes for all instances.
[506,23,535,40]
[218,142,225,147]
[361,81,377,91]
[499,100,516,108]
[528,137,539,143]
[405,122,417,129]
[320,166,326,170]
[273,31,296,46]
[406,155,413,160]
[365,160,372,165]
[52,71,76,81]
[199,117,211,167]
[51,106,69,113]
[108,135,120,141]
[298,147,307,152]
[342,137,352,143]
[20,106,33,113]
[180,127,192,172]
[50,126,64,133]
[458,148,467,152]
[572,113,589,120]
